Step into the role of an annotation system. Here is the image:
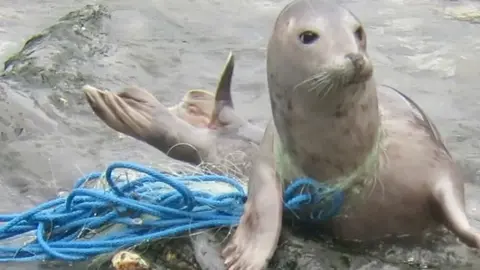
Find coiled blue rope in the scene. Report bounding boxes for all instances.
[0,161,344,262]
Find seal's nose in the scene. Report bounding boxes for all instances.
[345,53,365,71]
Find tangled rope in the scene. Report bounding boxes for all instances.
[0,161,344,262]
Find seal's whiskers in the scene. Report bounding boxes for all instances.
[294,67,357,100]
[293,72,330,92]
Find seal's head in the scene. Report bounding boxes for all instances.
[267,0,373,99]
[267,0,381,183]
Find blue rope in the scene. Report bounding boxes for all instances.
[0,161,344,262]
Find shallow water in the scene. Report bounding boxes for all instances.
[1,0,480,269]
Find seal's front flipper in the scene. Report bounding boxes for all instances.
[83,85,212,165]
[222,122,282,270]
[433,174,480,248]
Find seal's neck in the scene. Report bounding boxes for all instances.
[272,78,381,184]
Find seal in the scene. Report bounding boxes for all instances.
[219,0,480,269]
[84,2,480,269]
[83,52,264,167]
[167,89,216,128]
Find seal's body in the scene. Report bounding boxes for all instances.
[320,85,457,241]
[84,1,480,269]
[220,1,480,269]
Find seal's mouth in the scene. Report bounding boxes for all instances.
[293,52,373,96]
[344,53,373,84]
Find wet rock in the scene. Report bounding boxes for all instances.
[441,2,480,23]
[83,222,477,270]
[0,4,115,215]
[1,4,113,113]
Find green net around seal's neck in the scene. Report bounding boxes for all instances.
[274,127,384,199]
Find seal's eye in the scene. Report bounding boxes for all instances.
[298,31,319,45]
[354,26,364,41]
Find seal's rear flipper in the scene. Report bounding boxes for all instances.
[168,51,236,130]
[209,51,235,130]
[83,85,212,165]
[222,122,282,269]
[207,52,266,144]
[433,175,480,248]
[168,89,215,128]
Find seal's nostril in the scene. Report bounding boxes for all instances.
[345,53,361,62]
[345,53,364,69]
